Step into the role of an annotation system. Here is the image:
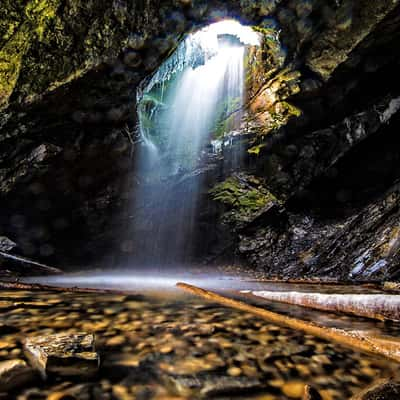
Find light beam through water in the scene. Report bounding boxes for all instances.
[131,21,259,267]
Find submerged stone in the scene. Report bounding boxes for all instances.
[165,374,263,398]
[47,383,91,400]
[281,381,306,398]
[23,333,99,379]
[0,359,35,392]
[201,375,263,397]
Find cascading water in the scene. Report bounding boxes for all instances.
[133,20,260,267]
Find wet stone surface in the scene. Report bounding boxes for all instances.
[0,289,397,399]
[24,332,99,379]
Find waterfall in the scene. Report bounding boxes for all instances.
[132,21,259,267]
[160,44,245,175]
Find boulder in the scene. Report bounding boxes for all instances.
[0,236,16,252]
[23,332,99,379]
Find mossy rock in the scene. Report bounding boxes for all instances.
[0,0,61,108]
[209,173,279,226]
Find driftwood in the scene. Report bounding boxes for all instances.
[177,282,400,363]
[248,290,400,322]
[0,251,62,274]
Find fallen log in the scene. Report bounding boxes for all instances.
[177,282,400,364]
[240,277,381,288]
[248,290,400,322]
[0,251,62,275]
[383,282,400,293]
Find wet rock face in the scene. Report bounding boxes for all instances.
[1,1,400,278]
[236,103,400,280]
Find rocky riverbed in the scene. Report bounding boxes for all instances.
[0,289,398,399]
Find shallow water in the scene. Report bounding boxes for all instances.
[22,271,400,336]
[0,288,398,399]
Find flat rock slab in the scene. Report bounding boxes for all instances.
[23,332,99,379]
[0,359,35,392]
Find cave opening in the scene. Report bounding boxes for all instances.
[2,2,400,397]
[128,20,261,268]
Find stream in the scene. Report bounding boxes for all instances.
[1,274,399,399]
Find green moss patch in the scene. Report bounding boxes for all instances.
[0,0,60,109]
[209,173,279,226]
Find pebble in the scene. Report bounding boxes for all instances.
[282,381,306,398]
[0,340,12,350]
[269,379,285,388]
[112,385,130,400]
[360,367,376,377]
[47,392,77,400]
[0,290,397,399]
[227,366,242,376]
[312,354,331,365]
[319,389,337,400]
[159,345,173,354]
[106,335,126,346]
[159,357,217,375]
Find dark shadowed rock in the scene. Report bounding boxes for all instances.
[0,143,62,194]
[0,236,16,252]
[0,359,35,392]
[303,384,323,400]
